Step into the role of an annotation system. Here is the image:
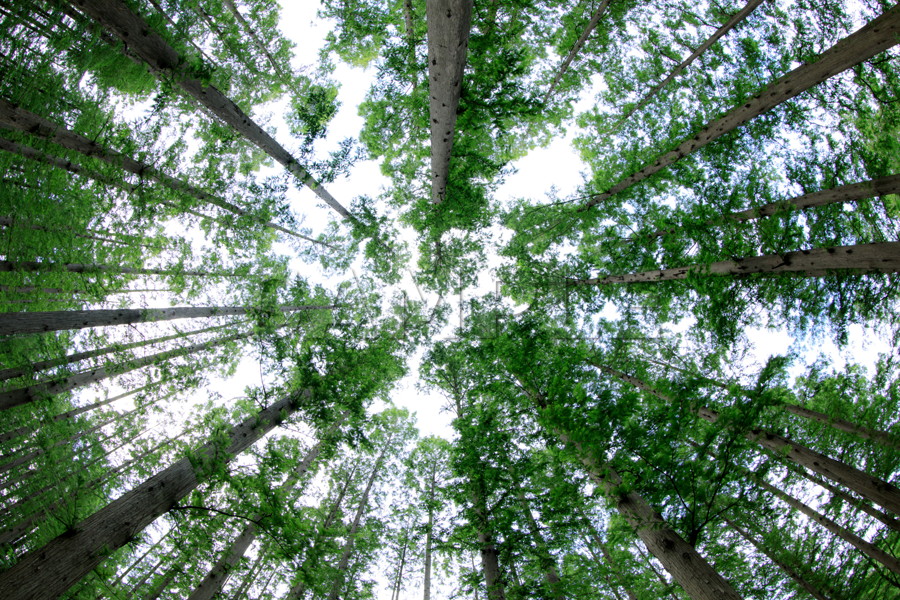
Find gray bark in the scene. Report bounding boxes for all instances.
[612,0,765,128]
[0,259,227,278]
[0,100,315,241]
[572,242,900,285]
[543,0,612,102]
[723,517,832,600]
[65,0,352,220]
[0,321,234,382]
[0,390,303,600]
[425,0,473,204]
[0,303,336,336]
[581,6,900,211]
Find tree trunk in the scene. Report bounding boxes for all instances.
[227,550,266,600]
[0,102,315,242]
[111,529,174,589]
[0,303,336,336]
[0,328,251,411]
[612,0,765,129]
[65,0,352,220]
[755,476,900,576]
[424,464,436,600]
[518,379,742,600]
[284,462,359,600]
[143,563,180,600]
[580,5,900,212]
[187,429,334,600]
[327,438,392,600]
[470,480,506,600]
[0,321,235,382]
[0,214,145,248]
[220,0,287,80]
[571,242,900,285]
[390,528,410,600]
[0,381,162,445]
[0,390,304,600]
[0,259,231,278]
[543,0,611,102]
[425,0,473,204]
[598,364,900,518]
[516,490,565,600]
[722,516,832,600]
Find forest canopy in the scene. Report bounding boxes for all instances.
[0,0,899,599]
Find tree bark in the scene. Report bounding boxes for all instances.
[612,0,765,129]
[0,390,304,600]
[425,0,473,204]
[0,259,231,278]
[0,321,234,382]
[543,0,612,102]
[755,476,900,576]
[0,328,250,411]
[0,303,336,336]
[571,242,900,285]
[516,490,565,600]
[327,438,392,600]
[0,101,315,241]
[516,380,743,600]
[424,462,436,600]
[598,364,900,518]
[64,0,352,220]
[722,516,832,600]
[581,5,900,211]
[187,426,336,600]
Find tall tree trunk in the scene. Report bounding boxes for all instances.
[327,438,392,600]
[755,475,900,576]
[598,364,900,518]
[0,259,231,278]
[637,174,900,242]
[543,0,611,102]
[516,490,565,600]
[390,528,410,600]
[220,0,289,81]
[284,463,359,600]
[580,6,900,212]
[0,214,148,248]
[0,303,336,336]
[722,516,832,600]
[0,390,304,600]
[227,549,266,600]
[187,420,340,600]
[0,381,163,445]
[425,0,473,204]
[612,0,765,129]
[423,463,436,600]
[0,320,235,382]
[571,241,900,286]
[64,0,352,220]
[516,380,743,600]
[0,327,253,411]
[639,356,900,452]
[0,101,315,241]
[111,529,174,589]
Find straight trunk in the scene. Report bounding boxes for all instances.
[0,391,303,600]
[577,509,639,600]
[543,0,611,102]
[612,0,765,129]
[0,381,162,445]
[571,241,900,285]
[144,564,180,600]
[284,463,359,600]
[0,321,235,382]
[0,328,251,411]
[220,0,288,81]
[390,529,410,600]
[227,550,265,600]
[518,380,742,600]
[0,215,142,248]
[425,0,473,204]
[65,0,351,220]
[0,284,171,295]
[472,483,506,600]
[598,365,900,518]
[187,432,332,600]
[581,6,900,212]
[755,476,900,576]
[0,303,335,336]
[111,529,174,589]
[722,517,832,600]
[0,259,230,278]
[0,101,315,241]
[327,440,392,600]
[423,465,435,600]
[516,490,564,600]
[639,356,900,452]
[640,174,900,242]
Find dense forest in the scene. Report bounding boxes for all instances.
[1,0,899,599]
